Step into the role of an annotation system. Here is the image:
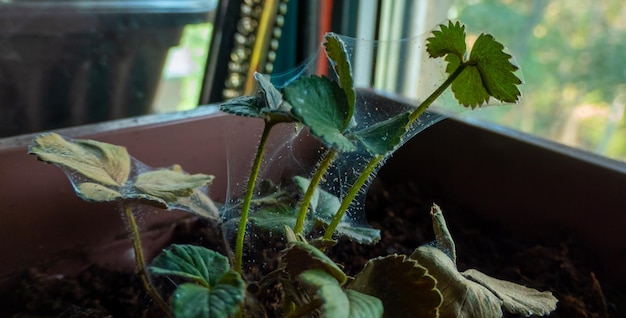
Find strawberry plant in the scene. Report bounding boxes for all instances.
[29,21,556,317]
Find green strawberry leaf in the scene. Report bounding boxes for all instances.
[335,223,381,244]
[168,272,244,318]
[29,132,131,187]
[426,21,522,108]
[150,244,230,286]
[293,176,380,243]
[449,54,491,108]
[220,73,293,123]
[250,206,311,235]
[426,20,467,60]
[297,269,383,318]
[219,95,264,118]
[255,72,284,112]
[293,176,341,221]
[150,246,245,317]
[348,255,442,318]
[468,33,522,104]
[345,289,384,318]
[282,241,347,285]
[351,112,410,155]
[324,33,356,110]
[284,76,355,152]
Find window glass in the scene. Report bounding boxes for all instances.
[0,0,216,138]
[449,0,626,162]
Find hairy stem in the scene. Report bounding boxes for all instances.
[409,62,468,124]
[323,63,468,240]
[234,122,275,273]
[323,154,384,240]
[294,148,337,234]
[123,203,172,317]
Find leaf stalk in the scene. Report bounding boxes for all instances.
[123,203,172,317]
[294,148,337,234]
[234,121,276,273]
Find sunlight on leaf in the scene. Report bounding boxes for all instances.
[348,255,442,318]
[449,56,491,108]
[468,33,522,104]
[29,132,130,187]
[426,20,467,60]
[29,133,217,218]
[134,169,214,203]
[426,21,522,108]
[284,76,355,152]
[75,182,122,202]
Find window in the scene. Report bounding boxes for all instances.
[327,0,626,162]
[0,0,216,138]
[449,0,626,162]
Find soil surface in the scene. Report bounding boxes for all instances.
[6,179,625,317]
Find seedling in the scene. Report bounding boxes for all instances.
[29,21,556,317]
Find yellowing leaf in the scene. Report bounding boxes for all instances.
[134,169,214,203]
[30,133,217,217]
[410,205,558,318]
[463,269,557,316]
[29,132,130,187]
[412,246,504,318]
[76,182,122,202]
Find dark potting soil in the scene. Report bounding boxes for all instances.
[6,179,624,317]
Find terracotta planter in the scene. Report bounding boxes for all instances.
[0,90,624,313]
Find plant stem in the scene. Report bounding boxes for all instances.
[284,299,324,318]
[323,154,384,240]
[294,148,337,234]
[234,122,275,273]
[409,62,468,124]
[123,203,172,317]
[323,63,468,241]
